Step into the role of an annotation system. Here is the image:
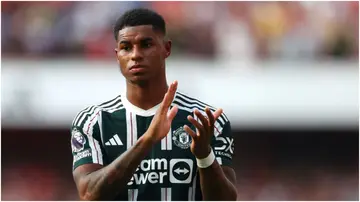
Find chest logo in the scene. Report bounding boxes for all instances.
[172,127,191,149]
[105,134,123,146]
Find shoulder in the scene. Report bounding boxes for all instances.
[71,95,124,128]
[173,91,230,125]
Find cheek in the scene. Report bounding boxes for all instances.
[147,48,164,61]
[117,56,128,71]
[117,51,128,62]
[146,48,157,56]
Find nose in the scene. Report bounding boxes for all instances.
[131,46,143,61]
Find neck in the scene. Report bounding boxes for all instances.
[126,77,168,110]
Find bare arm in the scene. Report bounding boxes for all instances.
[71,81,179,201]
[199,163,237,200]
[73,135,155,200]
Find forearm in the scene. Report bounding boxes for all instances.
[79,135,155,200]
[199,161,237,201]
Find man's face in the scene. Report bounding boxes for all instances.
[115,25,171,84]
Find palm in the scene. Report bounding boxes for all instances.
[184,107,223,159]
[160,119,172,138]
[189,129,199,151]
[190,139,197,155]
[146,81,178,143]
[189,128,211,158]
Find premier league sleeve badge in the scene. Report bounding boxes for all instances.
[71,128,87,153]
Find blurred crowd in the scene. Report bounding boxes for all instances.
[2,1,358,61]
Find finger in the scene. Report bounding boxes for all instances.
[165,81,177,103]
[167,105,178,121]
[205,107,215,127]
[160,81,178,113]
[187,115,204,136]
[184,125,197,140]
[194,109,210,132]
[213,108,223,121]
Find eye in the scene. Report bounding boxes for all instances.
[142,42,152,48]
[121,46,131,51]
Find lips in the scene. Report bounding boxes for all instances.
[129,64,147,73]
[129,64,146,70]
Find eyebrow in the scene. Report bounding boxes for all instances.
[119,40,130,45]
[140,37,154,42]
[119,37,154,45]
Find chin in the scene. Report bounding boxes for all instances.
[129,75,152,86]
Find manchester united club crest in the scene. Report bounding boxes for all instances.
[172,127,192,149]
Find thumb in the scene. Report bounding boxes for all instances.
[167,105,178,121]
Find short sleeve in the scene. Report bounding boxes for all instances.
[71,106,104,170]
[211,116,234,167]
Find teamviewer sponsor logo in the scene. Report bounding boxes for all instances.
[127,158,193,186]
[169,159,193,184]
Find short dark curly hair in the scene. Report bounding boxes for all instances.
[113,8,166,41]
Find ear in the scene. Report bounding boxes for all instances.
[114,48,120,64]
[164,40,172,58]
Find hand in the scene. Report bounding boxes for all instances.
[144,81,178,144]
[184,107,223,159]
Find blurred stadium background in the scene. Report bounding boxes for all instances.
[1,1,359,200]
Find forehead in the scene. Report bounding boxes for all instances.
[118,25,160,41]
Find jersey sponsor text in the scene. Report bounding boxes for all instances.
[128,158,193,186]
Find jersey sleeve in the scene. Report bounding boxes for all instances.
[70,106,105,170]
[211,113,234,167]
